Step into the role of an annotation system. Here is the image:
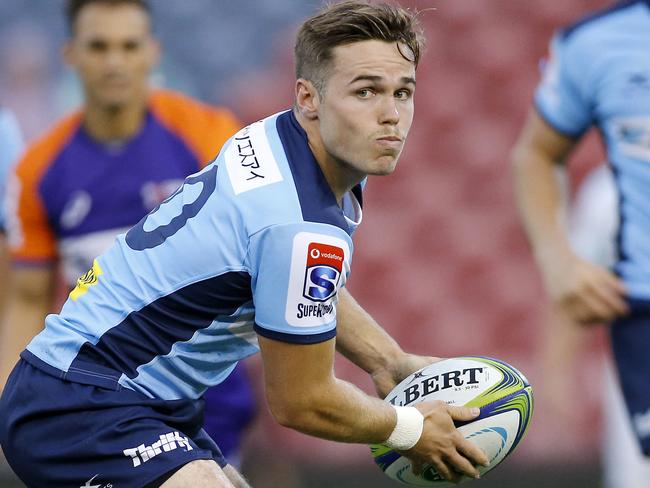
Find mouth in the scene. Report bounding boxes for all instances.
[376,135,402,142]
[375,136,403,149]
[102,74,130,86]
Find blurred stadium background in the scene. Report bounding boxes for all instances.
[0,1,609,486]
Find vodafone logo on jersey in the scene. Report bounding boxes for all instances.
[303,243,344,302]
[285,231,350,328]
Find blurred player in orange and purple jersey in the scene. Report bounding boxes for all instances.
[0,0,255,468]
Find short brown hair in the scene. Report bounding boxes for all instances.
[66,0,151,35]
[295,1,424,93]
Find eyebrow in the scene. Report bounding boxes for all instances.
[348,75,416,86]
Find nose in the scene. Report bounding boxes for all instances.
[105,48,127,69]
[378,96,399,125]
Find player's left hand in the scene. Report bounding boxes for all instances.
[371,353,443,399]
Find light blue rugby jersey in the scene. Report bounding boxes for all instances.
[23,110,363,400]
[0,108,24,230]
[535,0,650,300]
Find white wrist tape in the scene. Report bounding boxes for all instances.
[384,406,424,451]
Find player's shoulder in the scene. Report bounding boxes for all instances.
[217,111,305,230]
[15,111,82,183]
[559,0,644,44]
[218,111,289,196]
[149,89,240,132]
[148,89,241,164]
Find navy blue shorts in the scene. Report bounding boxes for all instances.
[611,300,650,456]
[0,358,227,488]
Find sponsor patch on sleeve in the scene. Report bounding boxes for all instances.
[612,116,650,162]
[69,258,103,301]
[224,120,283,194]
[285,232,350,328]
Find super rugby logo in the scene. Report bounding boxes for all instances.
[303,242,344,302]
[285,232,350,327]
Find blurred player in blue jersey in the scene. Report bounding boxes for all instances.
[569,165,650,488]
[0,2,490,487]
[0,107,24,238]
[0,106,24,305]
[543,163,650,487]
[0,107,23,234]
[0,106,24,485]
[0,0,255,473]
[512,1,650,485]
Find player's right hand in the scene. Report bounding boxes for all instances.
[402,400,489,483]
[542,253,628,325]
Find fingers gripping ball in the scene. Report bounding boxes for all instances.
[370,357,534,486]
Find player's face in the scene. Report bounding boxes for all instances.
[317,40,416,178]
[64,3,159,111]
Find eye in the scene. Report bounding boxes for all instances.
[123,40,140,52]
[88,40,108,53]
[395,89,412,100]
[357,88,374,99]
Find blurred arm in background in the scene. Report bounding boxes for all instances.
[0,106,31,391]
[0,107,24,306]
[538,164,618,421]
[0,267,54,389]
[0,137,56,390]
[511,109,627,325]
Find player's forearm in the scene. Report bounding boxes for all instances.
[269,374,397,444]
[0,293,50,388]
[0,238,9,308]
[511,144,573,267]
[335,288,403,376]
[0,302,46,390]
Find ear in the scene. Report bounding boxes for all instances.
[295,78,320,121]
[61,40,75,68]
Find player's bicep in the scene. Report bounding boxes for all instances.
[250,224,352,344]
[519,109,577,164]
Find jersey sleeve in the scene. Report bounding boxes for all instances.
[5,151,57,264]
[3,112,82,264]
[249,222,352,344]
[534,33,593,137]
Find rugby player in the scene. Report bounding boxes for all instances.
[0,2,488,486]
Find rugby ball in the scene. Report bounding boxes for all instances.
[370,356,533,486]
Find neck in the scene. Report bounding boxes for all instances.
[83,98,147,143]
[293,108,363,205]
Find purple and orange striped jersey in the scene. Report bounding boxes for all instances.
[6,89,240,285]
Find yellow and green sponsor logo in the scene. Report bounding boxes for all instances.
[69,259,103,301]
